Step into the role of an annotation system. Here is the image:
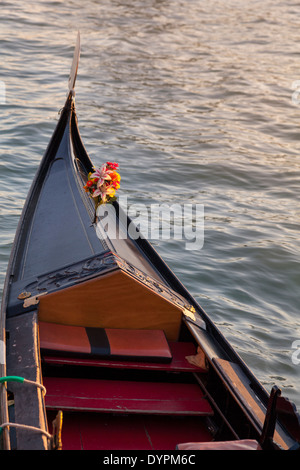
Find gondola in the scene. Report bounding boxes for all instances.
[1,33,299,451]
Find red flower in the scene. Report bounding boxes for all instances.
[106,161,119,170]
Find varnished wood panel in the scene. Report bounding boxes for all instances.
[38,270,183,341]
[213,358,288,450]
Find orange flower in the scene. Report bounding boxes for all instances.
[110,171,121,182]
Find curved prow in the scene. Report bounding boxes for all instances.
[68,31,80,96]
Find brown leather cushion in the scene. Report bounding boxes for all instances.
[176,439,262,450]
[39,322,172,363]
[106,328,172,361]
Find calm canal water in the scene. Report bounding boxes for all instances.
[0,0,299,409]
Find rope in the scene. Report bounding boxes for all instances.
[0,376,50,443]
[0,376,46,395]
[0,422,51,440]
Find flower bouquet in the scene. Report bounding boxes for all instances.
[84,161,120,219]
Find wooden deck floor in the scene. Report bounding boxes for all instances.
[43,340,213,450]
[47,410,212,450]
